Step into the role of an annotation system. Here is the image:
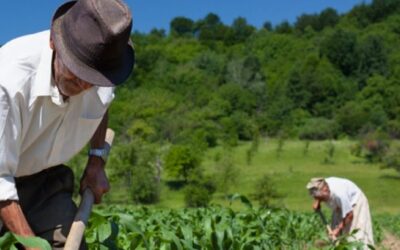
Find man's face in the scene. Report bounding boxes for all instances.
[53,53,93,98]
[314,184,330,202]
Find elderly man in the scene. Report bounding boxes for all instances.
[306,177,374,249]
[0,0,134,249]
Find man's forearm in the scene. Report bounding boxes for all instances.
[343,211,353,228]
[82,110,110,203]
[336,211,353,232]
[90,110,108,149]
[0,200,34,236]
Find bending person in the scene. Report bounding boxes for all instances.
[306,177,374,249]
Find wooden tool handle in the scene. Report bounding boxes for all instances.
[64,189,94,250]
[64,128,115,250]
[316,209,337,241]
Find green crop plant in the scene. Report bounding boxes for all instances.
[83,204,377,250]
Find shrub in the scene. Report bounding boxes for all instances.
[246,133,260,165]
[251,174,283,208]
[351,131,390,163]
[382,145,400,174]
[335,101,369,136]
[130,165,160,204]
[184,184,209,207]
[183,166,217,208]
[387,120,400,139]
[323,141,336,164]
[184,177,216,208]
[303,140,311,156]
[276,136,286,159]
[215,149,239,194]
[164,145,201,182]
[299,117,339,140]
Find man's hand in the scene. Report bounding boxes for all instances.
[312,199,321,211]
[80,156,109,204]
[329,227,340,240]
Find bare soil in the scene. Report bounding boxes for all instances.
[380,231,400,250]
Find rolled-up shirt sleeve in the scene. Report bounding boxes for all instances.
[0,87,19,201]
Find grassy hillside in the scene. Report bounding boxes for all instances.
[151,139,400,213]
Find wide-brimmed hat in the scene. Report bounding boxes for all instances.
[51,0,135,87]
[306,177,325,190]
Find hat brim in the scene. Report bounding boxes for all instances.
[51,1,135,87]
[306,177,325,189]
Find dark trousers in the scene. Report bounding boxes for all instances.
[2,165,87,250]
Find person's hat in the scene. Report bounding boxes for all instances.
[306,177,325,190]
[51,0,135,87]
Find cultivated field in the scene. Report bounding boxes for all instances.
[94,139,400,249]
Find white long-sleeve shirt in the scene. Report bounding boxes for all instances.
[0,30,114,201]
[326,177,362,218]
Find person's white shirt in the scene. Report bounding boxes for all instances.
[325,177,362,218]
[0,30,114,201]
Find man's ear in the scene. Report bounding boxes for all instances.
[49,35,55,50]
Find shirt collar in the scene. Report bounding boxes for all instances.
[50,78,68,107]
[30,32,67,107]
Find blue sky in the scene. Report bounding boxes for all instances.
[0,0,370,45]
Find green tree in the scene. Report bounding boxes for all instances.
[318,8,340,30]
[382,145,400,174]
[215,149,239,194]
[263,21,273,31]
[320,29,359,76]
[295,8,338,33]
[217,83,256,114]
[286,55,346,117]
[195,13,229,42]
[130,155,160,204]
[348,3,371,27]
[357,34,388,80]
[149,28,166,38]
[184,167,216,207]
[252,174,283,208]
[164,145,201,182]
[351,131,390,163]
[170,17,194,37]
[246,131,260,165]
[335,101,369,136]
[275,21,293,34]
[295,14,319,32]
[323,141,336,164]
[184,182,215,207]
[299,118,339,140]
[194,50,225,75]
[225,17,256,45]
[369,0,400,22]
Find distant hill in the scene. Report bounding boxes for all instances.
[88,0,400,207]
[111,0,400,146]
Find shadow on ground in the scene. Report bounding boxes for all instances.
[379,174,400,180]
[166,180,186,190]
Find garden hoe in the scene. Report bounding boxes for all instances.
[64,128,115,250]
[315,208,338,247]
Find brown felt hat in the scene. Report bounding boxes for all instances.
[51,0,135,87]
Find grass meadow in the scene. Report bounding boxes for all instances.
[156,139,400,214]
